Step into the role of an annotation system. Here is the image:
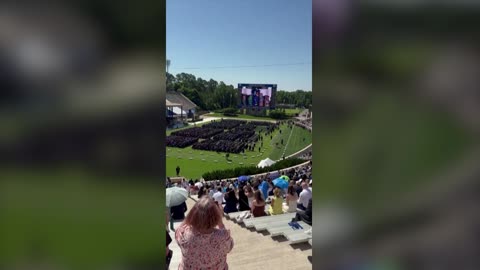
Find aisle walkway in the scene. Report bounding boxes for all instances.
[168,197,312,270]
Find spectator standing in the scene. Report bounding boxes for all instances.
[176,197,234,269]
[176,165,181,176]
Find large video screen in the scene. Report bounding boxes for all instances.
[238,83,276,109]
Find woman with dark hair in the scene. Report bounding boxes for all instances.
[238,186,250,211]
[251,190,266,217]
[197,186,206,199]
[223,188,238,214]
[176,197,234,269]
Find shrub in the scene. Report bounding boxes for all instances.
[222,107,238,116]
[215,107,238,116]
[269,110,288,120]
[202,157,306,180]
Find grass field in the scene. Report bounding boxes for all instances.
[283,108,303,116]
[0,169,163,269]
[166,121,312,179]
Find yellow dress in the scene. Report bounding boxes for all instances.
[268,196,284,215]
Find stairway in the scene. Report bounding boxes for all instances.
[168,198,312,270]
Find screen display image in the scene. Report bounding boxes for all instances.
[238,84,276,109]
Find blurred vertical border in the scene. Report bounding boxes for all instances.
[0,0,166,269]
[312,0,480,269]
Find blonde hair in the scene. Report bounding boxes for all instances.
[273,187,281,198]
[183,197,222,233]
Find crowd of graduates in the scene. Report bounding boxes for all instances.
[170,127,224,139]
[166,119,281,154]
[166,135,198,148]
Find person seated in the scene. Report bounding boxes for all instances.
[171,201,188,221]
[251,190,267,217]
[223,188,239,214]
[283,185,299,213]
[297,182,312,211]
[197,186,207,199]
[244,185,254,209]
[208,186,215,198]
[293,198,312,226]
[212,187,224,207]
[238,186,251,211]
[268,187,284,215]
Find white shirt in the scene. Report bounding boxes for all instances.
[208,189,215,198]
[298,188,312,208]
[212,191,224,205]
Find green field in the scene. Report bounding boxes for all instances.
[283,108,303,116]
[167,121,312,179]
[0,169,163,269]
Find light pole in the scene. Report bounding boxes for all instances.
[166,59,171,73]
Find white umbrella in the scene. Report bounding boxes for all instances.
[166,187,188,208]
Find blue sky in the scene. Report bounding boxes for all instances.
[167,0,311,91]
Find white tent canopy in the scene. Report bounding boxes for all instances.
[257,158,276,168]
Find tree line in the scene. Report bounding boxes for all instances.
[166,72,312,111]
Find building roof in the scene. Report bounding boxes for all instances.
[166,99,182,107]
[166,91,197,111]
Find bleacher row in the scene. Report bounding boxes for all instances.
[224,210,312,246]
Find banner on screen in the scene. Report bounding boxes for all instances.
[238,83,276,109]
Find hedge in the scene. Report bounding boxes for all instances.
[215,107,239,117]
[202,157,306,180]
[269,110,288,119]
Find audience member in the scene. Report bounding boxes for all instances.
[251,190,267,217]
[238,186,250,211]
[295,181,303,197]
[293,198,312,226]
[268,187,284,215]
[224,188,239,214]
[197,186,207,199]
[297,182,312,210]
[244,185,254,209]
[284,185,299,213]
[171,201,187,219]
[176,197,234,269]
[212,187,224,207]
